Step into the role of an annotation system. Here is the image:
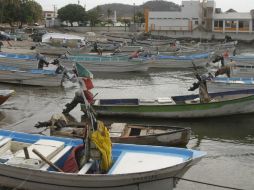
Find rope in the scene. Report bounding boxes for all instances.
[175,177,246,190]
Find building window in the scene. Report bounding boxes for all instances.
[195,21,199,25]
[204,10,207,17]
[214,20,223,28]
[225,21,237,28]
[239,20,249,31]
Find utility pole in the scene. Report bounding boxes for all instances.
[133,3,136,24]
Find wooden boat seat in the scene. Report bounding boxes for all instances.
[0,136,12,148]
[139,129,148,136]
[6,139,65,169]
[78,159,95,174]
[14,139,65,160]
[0,136,12,162]
[40,145,72,171]
[109,123,127,137]
[157,97,175,104]
[140,99,155,104]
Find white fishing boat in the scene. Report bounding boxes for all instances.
[61,56,149,73]
[0,129,206,190]
[0,65,64,87]
[0,52,149,73]
[207,77,254,92]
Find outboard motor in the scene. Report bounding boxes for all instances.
[212,55,225,67]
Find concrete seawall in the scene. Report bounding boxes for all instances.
[151,30,254,43]
[61,26,254,43]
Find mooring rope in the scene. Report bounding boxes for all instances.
[175,177,247,190]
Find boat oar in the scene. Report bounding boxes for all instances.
[32,149,64,172]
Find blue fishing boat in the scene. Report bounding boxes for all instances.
[0,65,64,87]
[147,52,212,68]
[207,77,254,92]
[0,129,205,190]
[0,52,35,60]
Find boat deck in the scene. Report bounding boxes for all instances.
[108,151,186,174]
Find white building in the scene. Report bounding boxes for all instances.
[213,12,253,33]
[148,0,215,32]
[147,0,253,33]
[43,11,59,27]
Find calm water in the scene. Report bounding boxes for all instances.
[0,69,254,190]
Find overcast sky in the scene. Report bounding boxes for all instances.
[35,0,254,12]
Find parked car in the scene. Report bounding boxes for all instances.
[0,31,11,40]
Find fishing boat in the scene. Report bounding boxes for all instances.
[0,90,15,105]
[0,52,149,73]
[230,54,254,64]
[36,44,92,56]
[87,89,254,118]
[207,77,254,92]
[0,65,64,87]
[146,52,212,69]
[61,56,149,73]
[0,52,35,60]
[0,129,205,190]
[50,122,191,147]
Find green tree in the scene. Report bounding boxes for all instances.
[19,0,42,28]
[0,0,42,27]
[58,4,86,27]
[135,11,145,25]
[1,0,20,26]
[87,6,102,27]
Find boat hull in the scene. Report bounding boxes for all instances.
[110,128,190,147]
[147,58,208,69]
[61,60,148,73]
[0,70,63,87]
[91,94,254,118]
[51,126,191,147]
[0,129,205,190]
[207,78,254,92]
[0,95,11,105]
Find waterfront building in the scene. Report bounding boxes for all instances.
[213,10,253,33]
[146,0,253,34]
[146,0,215,32]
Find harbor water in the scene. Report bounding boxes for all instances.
[0,69,253,190]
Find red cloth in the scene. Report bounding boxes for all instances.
[223,51,229,58]
[62,144,85,173]
[131,51,139,58]
[84,90,94,104]
[80,78,94,90]
[83,78,94,90]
